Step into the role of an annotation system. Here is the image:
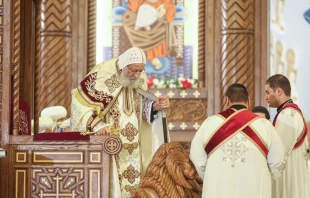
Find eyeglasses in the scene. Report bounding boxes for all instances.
[128,66,145,74]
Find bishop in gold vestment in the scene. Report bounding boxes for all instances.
[70,47,170,197]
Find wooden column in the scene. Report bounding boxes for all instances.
[11,0,21,135]
[198,0,206,88]
[207,0,268,114]
[220,0,255,110]
[35,0,73,116]
[86,0,96,73]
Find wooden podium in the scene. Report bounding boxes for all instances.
[8,135,122,198]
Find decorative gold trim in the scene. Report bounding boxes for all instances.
[123,87,134,116]
[15,170,26,198]
[33,152,83,163]
[89,170,101,198]
[80,131,96,136]
[16,152,27,163]
[90,152,101,163]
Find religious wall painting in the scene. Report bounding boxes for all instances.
[270,40,299,103]
[97,0,199,89]
[268,0,310,122]
[271,0,286,33]
[286,49,298,102]
[275,41,284,75]
[270,33,276,75]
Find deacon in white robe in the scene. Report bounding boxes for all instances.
[70,47,170,197]
[190,83,285,198]
[265,74,310,198]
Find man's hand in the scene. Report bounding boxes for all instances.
[44,128,53,133]
[154,96,170,111]
[96,126,110,136]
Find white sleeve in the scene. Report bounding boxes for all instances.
[190,120,208,180]
[266,122,285,181]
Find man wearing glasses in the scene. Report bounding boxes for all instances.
[70,47,169,197]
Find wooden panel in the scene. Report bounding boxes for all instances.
[15,169,27,198]
[89,169,101,198]
[150,88,208,131]
[89,152,101,164]
[150,88,207,142]
[9,136,111,197]
[31,167,85,197]
[33,151,84,163]
[16,152,27,163]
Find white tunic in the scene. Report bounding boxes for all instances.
[135,4,158,28]
[190,114,285,198]
[272,107,310,198]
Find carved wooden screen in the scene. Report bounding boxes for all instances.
[8,0,268,138]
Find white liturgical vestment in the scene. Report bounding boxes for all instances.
[272,105,310,198]
[190,108,285,198]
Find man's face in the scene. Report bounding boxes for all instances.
[265,84,279,108]
[126,63,145,80]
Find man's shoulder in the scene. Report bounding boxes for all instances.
[279,107,303,120]
[87,58,118,74]
[251,117,273,128]
[202,114,224,126]
[96,58,118,70]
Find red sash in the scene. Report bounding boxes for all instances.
[273,103,308,149]
[204,109,269,157]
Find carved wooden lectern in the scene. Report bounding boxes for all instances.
[9,135,122,197]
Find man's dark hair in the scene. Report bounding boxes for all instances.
[252,106,270,120]
[225,83,249,103]
[265,74,291,97]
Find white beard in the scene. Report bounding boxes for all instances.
[119,68,139,88]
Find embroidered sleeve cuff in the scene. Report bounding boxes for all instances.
[93,122,109,133]
[87,114,104,132]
